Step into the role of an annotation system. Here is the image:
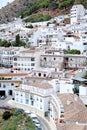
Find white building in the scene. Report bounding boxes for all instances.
[79,85,87,104]
[13,48,43,72]
[14,82,53,116]
[59,79,74,94]
[0,72,28,97]
[70,4,85,25]
[0,47,24,68]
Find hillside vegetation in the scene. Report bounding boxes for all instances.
[0,109,36,130]
[0,0,87,24]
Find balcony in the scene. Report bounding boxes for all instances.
[60,114,64,119]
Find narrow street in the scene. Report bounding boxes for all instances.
[38,116,51,130]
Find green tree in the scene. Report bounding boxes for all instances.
[69,49,81,54]
[16,34,20,45]
[2,111,12,120]
[26,24,33,28]
[59,0,74,9]
[63,49,81,54]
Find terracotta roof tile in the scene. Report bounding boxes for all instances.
[58,124,87,130]
[58,94,87,123]
[24,82,53,89]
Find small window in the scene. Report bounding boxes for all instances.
[3,84,6,88]
[21,94,23,96]
[31,63,35,66]
[31,58,35,61]
[38,73,41,77]
[26,99,29,104]
[40,99,42,102]
[44,74,46,77]
[31,100,34,106]
[11,83,14,86]
[14,58,17,61]
[44,57,46,61]
[16,93,18,96]
[34,73,36,76]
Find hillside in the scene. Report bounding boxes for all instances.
[0,0,36,23]
[0,0,87,24]
[0,109,36,130]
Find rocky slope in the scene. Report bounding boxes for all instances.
[0,0,36,23]
[0,0,87,24]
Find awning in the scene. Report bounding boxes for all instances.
[4,76,12,79]
[14,82,19,87]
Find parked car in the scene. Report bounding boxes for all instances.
[35,122,41,128]
[17,108,25,113]
[37,128,42,130]
[0,95,6,99]
[29,113,42,129]
[32,118,39,123]
[29,113,37,119]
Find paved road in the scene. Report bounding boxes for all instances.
[0,96,12,107]
[38,116,51,130]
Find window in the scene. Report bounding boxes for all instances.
[21,93,23,96]
[12,51,14,54]
[14,58,17,61]
[11,83,14,86]
[31,63,35,66]
[38,73,41,77]
[26,99,29,104]
[83,43,87,45]
[34,73,36,76]
[30,94,33,100]
[70,58,72,61]
[16,93,18,96]
[44,57,46,61]
[44,74,46,77]
[31,58,35,61]
[31,100,34,106]
[40,99,42,102]
[3,84,6,88]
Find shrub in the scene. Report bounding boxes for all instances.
[59,0,74,9]
[2,111,12,120]
[63,49,81,54]
[26,24,33,28]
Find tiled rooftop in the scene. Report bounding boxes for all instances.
[58,124,87,130]
[24,82,53,89]
[58,94,87,123]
